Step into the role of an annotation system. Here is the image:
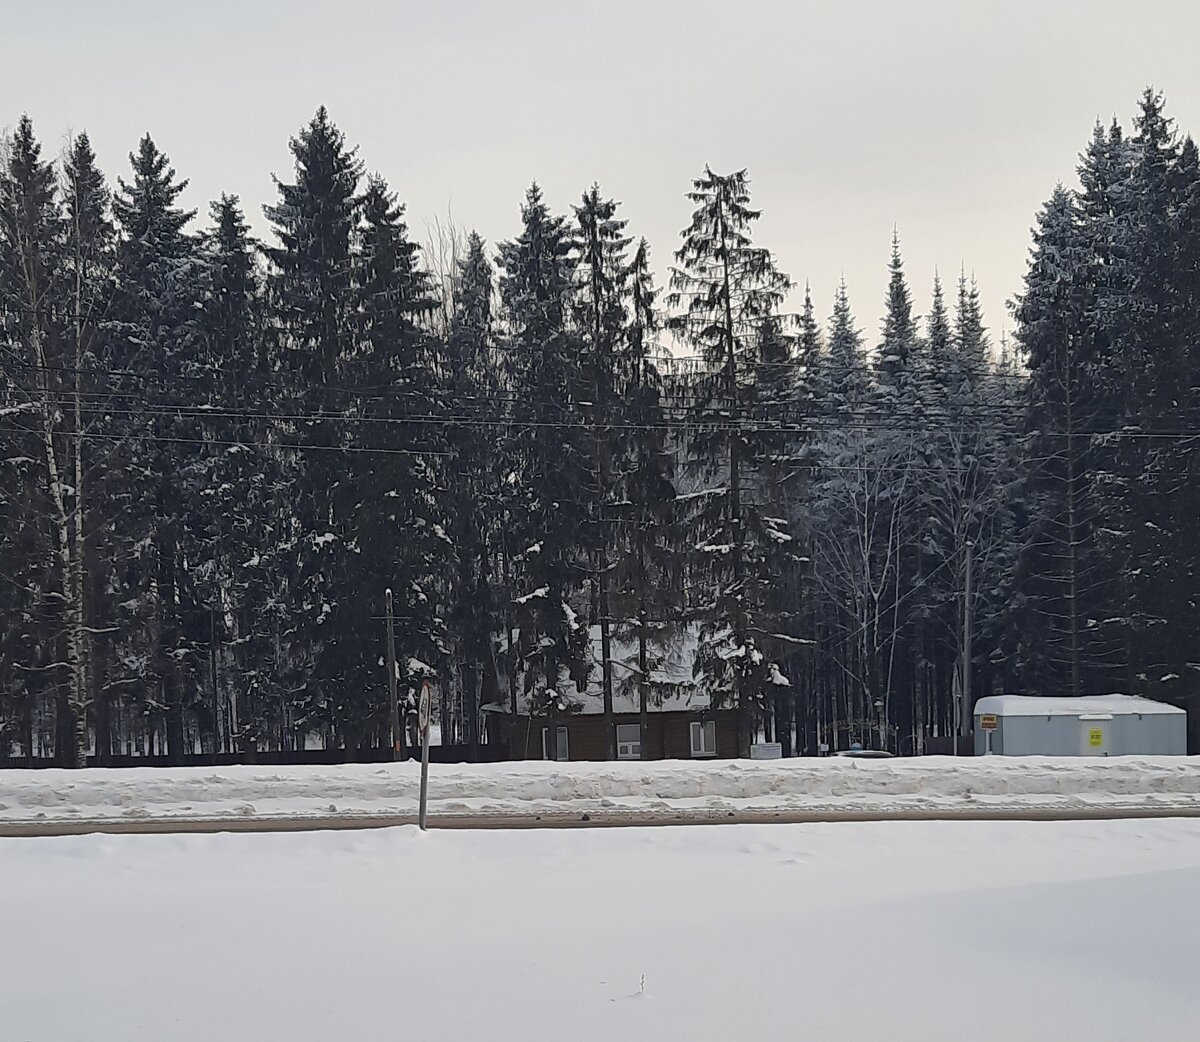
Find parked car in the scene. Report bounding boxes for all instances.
[834,744,895,759]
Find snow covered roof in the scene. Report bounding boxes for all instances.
[974,694,1185,718]
[486,624,714,716]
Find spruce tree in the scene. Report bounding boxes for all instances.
[668,167,796,755]
[1089,91,1198,724]
[876,231,920,406]
[788,284,823,753]
[111,132,202,762]
[347,173,444,749]
[264,106,363,748]
[497,183,591,727]
[572,184,630,757]
[872,233,924,747]
[1170,134,1200,742]
[749,309,808,748]
[192,193,293,752]
[444,230,501,751]
[809,281,868,748]
[608,239,683,756]
[61,131,118,760]
[795,283,822,425]
[915,273,956,740]
[1013,184,1119,695]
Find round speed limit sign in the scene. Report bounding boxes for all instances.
[418,682,432,734]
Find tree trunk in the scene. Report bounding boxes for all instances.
[1064,361,1082,698]
[637,541,651,760]
[590,248,616,762]
[501,532,518,719]
[156,514,186,766]
[774,686,792,756]
[599,562,614,759]
[33,329,88,768]
[210,605,221,754]
[441,667,455,750]
[461,660,478,759]
[22,698,34,760]
[716,197,751,757]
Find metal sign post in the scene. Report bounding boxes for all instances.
[418,681,432,831]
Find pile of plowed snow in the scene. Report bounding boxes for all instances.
[3,756,1200,825]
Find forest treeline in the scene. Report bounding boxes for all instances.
[1,88,1197,764]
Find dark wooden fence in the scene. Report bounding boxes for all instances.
[0,743,510,770]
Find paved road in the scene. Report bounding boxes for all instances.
[5,802,1200,837]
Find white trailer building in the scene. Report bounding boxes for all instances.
[973,694,1186,756]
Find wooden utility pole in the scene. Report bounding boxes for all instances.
[385,588,401,759]
[959,540,974,754]
[418,682,432,830]
[210,603,221,753]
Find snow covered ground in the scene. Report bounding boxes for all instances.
[3,756,1200,828]
[3,818,1198,1041]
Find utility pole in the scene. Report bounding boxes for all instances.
[960,540,975,755]
[418,682,432,831]
[210,603,221,753]
[385,588,401,760]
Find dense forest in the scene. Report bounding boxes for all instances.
[1,88,1197,764]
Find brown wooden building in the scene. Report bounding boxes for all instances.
[488,707,740,762]
[483,624,757,761]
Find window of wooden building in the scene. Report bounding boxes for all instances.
[690,720,716,758]
[542,726,569,761]
[616,723,641,760]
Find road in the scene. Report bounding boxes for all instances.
[5,802,1200,837]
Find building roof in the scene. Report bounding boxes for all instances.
[974,693,1185,718]
[483,625,715,716]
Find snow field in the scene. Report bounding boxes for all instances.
[3,818,1199,1041]
[3,756,1200,826]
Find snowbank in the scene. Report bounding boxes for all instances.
[4,755,1200,826]
[3,819,1199,1041]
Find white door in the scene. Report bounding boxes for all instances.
[1079,718,1111,756]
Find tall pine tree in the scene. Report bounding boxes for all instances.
[497,184,592,734]
[608,239,683,756]
[444,230,502,751]
[572,184,630,757]
[668,167,797,755]
[264,107,363,748]
[111,132,202,762]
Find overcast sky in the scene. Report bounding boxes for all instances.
[6,0,1200,343]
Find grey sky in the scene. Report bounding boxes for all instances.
[6,0,1200,343]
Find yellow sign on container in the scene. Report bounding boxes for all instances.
[1089,728,1105,747]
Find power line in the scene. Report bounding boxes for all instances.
[0,424,452,458]
[9,395,1199,443]
[2,347,1039,384]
